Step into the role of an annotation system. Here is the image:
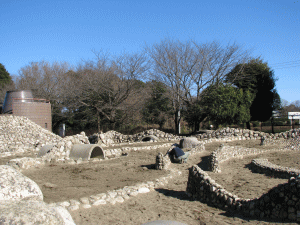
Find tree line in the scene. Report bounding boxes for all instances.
[0,38,284,135]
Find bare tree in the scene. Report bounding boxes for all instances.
[69,51,149,132]
[146,39,196,134]
[16,61,71,100]
[15,61,73,129]
[147,38,249,134]
[293,100,300,109]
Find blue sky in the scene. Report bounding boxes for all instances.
[1,0,299,103]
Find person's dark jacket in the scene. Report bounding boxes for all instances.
[170,147,185,158]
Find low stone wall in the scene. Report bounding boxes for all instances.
[196,127,300,141]
[104,143,172,158]
[89,129,181,146]
[7,143,173,171]
[209,142,292,173]
[186,165,300,222]
[51,168,181,211]
[155,152,172,170]
[250,158,300,178]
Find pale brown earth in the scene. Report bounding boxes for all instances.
[2,140,300,225]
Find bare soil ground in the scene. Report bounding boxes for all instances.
[22,147,171,203]
[3,140,300,225]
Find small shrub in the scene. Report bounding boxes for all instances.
[252,121,260,127]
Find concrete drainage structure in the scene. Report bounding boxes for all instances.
[140,135,159,142]
[69,144,105,161]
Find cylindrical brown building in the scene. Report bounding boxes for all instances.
[2,90,52,131]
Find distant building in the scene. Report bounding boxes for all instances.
[1,90,52,131]
[272,110,281,118]
[288,112,300,124]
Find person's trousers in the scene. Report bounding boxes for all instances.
[174,152,190,163]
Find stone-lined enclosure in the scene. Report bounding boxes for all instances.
[186,165,300,222]
[186,136,300,222]
[1,114,300,223]
[209,141,298,173]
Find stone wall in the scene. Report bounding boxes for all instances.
[155,152,171,170]
[89,129,181,145]
[250,158,300,179]
[53,168,182,212]
[210,144,282,173]
[8,143,173,171]
[186,165,300,222]
[209,138,300,173]
[196,127,300,141]
[104,143,172,159]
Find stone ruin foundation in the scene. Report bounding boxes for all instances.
[1,114,300,223]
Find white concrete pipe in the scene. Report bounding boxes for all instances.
[69,144,105,161]
[140,135,159,142]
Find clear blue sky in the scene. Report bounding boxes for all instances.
[1,0,299,103]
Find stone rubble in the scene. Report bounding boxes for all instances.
[0,165,43,202]
[0,115,62,157]
[0,165,75,225]
[0,200,76,225]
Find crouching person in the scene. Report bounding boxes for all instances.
[167,145,190,163]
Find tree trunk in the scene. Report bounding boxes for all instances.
[194,122,200,133]
[174,110,181,135]
[246,121,251,130]
[97,111,101,133]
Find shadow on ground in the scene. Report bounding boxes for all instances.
[141,164,156,169]
[219,210,294,224]
[197,155,210,171]
[155,188,191,201]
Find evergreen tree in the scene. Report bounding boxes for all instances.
[183,101,206,132]
[226,58,281,127]
[0,63,12,88]
[142,81,171,129]
[201,83,253,128]
[0,63,14,104]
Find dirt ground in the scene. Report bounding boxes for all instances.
[4,140,300,225]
